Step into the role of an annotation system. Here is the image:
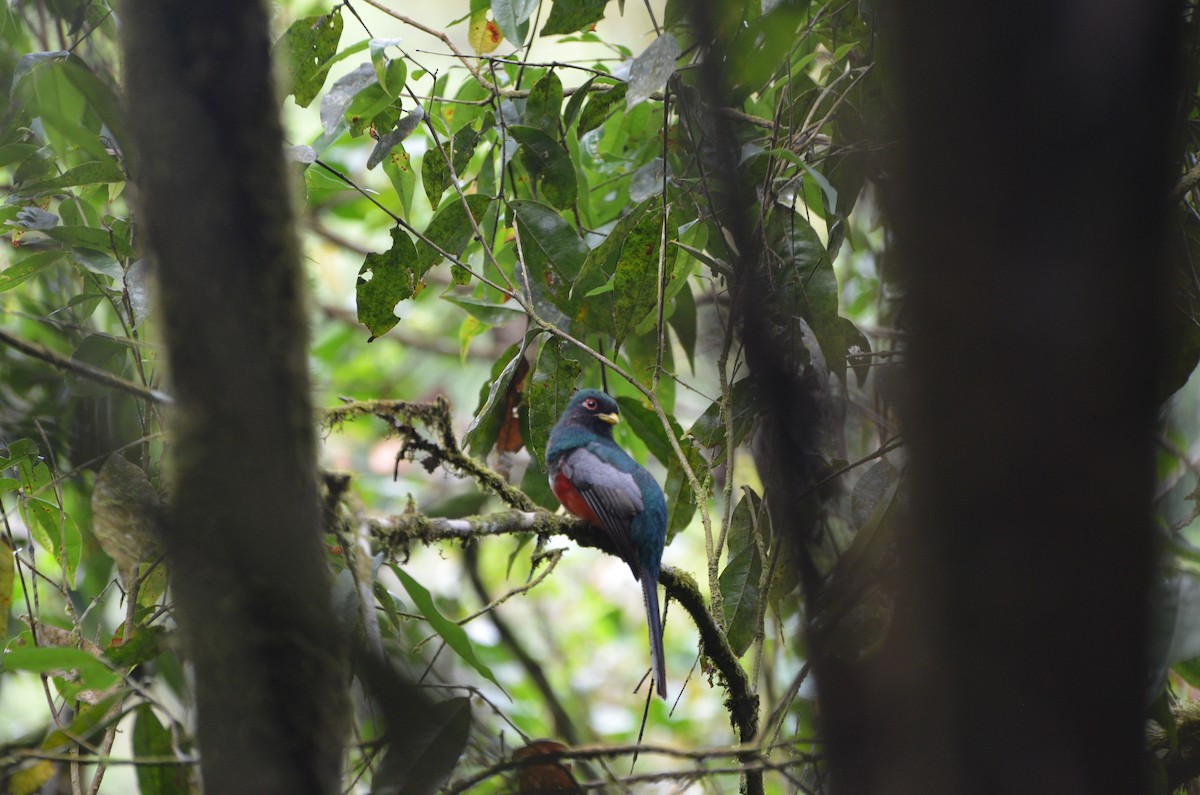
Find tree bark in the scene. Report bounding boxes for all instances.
[864,2,1182,792]
[120,3,347,792]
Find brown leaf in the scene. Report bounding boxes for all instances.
[513,740,580,794]
[496,356,530,454]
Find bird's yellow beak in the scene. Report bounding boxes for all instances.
[598,412,620,425]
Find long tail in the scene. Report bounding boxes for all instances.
[640,567,667,699]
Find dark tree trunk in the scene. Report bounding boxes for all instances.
[120,3,348,792]
[854,2,1182,792]
[691,0,1183,792]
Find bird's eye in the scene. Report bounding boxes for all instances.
[583,398,597,410]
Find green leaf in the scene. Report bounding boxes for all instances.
[69,334,129,397]
[416,193,492,275]
[42,223,134,258]
[527,337,581,466]
[509,125,577,209]
[22,498,82,583]
[356,226,421,340]
[763,204,843,380]
[133,704,188,795]
[444,295,523,325]
[369,38,406,96]
[1176,655,1200,688]
[663,436,707,541]
[392,567,504,692]
[540,0,608,36]
[421,144,451,208]
[105,626,167,669]
[0,535,12,637]
[26,57,109,160]
[572,199,649,332]
[41,692,124,753]
[689,377,759,468]
[493,0,538,46]
[345,83,396,136]
[563,76,594,130]
[509,199,588,315]
[381,143,418,215]
[576,83,627,137]
[58,54,130,160]
[370,696,471,795]
[626,33,680,108]
[525,71,564,136]
[719,489,764,657]
[669,280,697,370]
[423,123,483,205]
[278,10,344,108]
[17,159,124,192]
[3,645,119,691]
[615,396,672,466]
[0,143,38,168]
[726,1,808,102]
[0,250,65,292]
[611,205,676,345]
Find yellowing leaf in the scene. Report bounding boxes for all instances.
[468,11,502,55]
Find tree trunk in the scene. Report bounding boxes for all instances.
[120,3,348,792]
[864,2,1182,792]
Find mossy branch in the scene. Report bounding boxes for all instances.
[366,508,757,745]
[1148,700,1200,792]
[324,397,534,511]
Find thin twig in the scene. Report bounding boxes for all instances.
[0,328,171,404]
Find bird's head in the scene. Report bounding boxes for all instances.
[561,389,620,437]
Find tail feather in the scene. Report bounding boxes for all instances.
[640,568,667,699]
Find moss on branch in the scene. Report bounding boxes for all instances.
[367,508,758,744]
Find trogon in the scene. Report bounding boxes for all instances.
[546,389,668,698]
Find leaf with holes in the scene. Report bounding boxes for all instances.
[278,11,344,108]
[356,227,421,340]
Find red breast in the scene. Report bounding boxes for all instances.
[552,472,601,526]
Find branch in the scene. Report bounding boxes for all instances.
[444,739,803,795]
[462,544,583,747]
[1175,161,1200,203]
[1149,700,1200,792]
[367,507,757,744]
[0,327,171,405]
[325,397,535,511]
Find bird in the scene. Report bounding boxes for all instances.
[546,389,668,699]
